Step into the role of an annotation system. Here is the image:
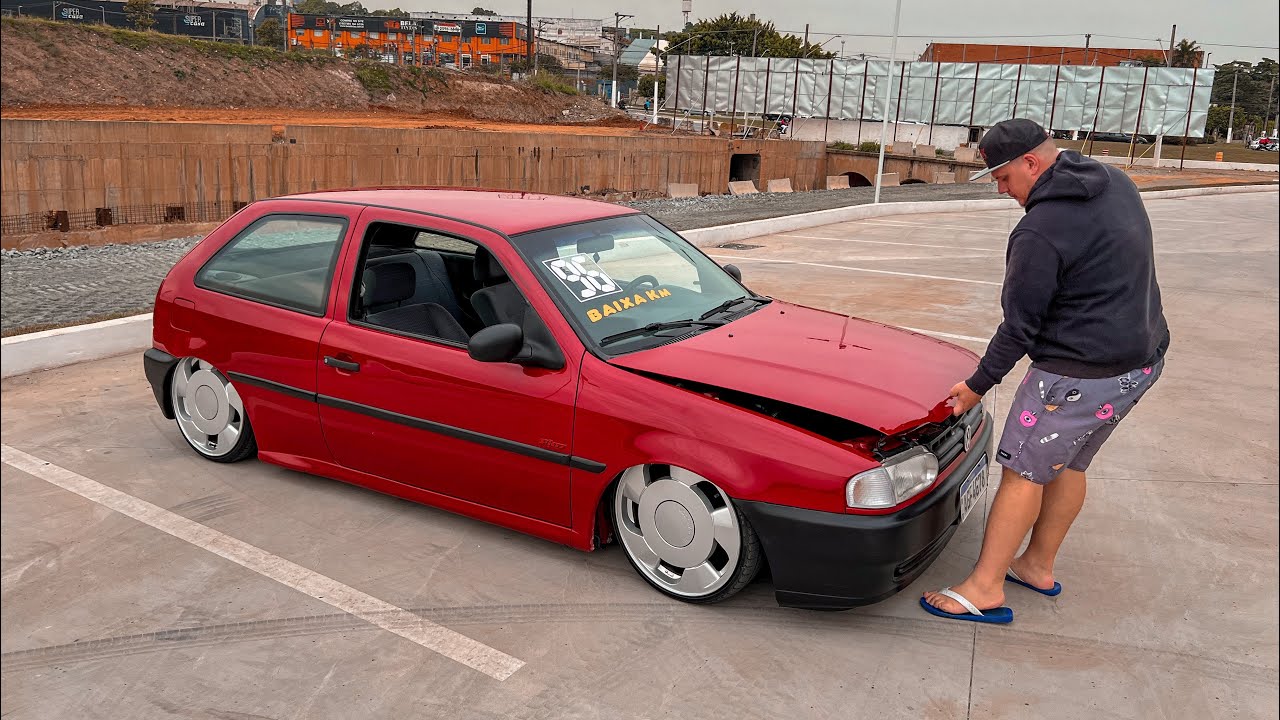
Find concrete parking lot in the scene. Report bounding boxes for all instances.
[2,191,1277,719]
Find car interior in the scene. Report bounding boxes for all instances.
[351,222,559,359]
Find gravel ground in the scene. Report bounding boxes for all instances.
[0,184,1000,334]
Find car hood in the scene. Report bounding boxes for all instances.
[608,301,981,435]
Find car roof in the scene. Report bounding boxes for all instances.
[279,187,641,236]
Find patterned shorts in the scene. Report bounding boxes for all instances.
[996,359,1164,484]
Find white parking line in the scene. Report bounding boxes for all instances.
[0,445,525,681]
[859,220,1013,235]
[710,254,1002,286]
[778,234,1002,253]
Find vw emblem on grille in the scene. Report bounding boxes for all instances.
[962,421,976,452]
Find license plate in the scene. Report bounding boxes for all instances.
[958,454,989,524]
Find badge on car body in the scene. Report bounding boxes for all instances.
[963,421,976,452]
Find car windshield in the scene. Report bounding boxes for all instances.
[514,214,764,352]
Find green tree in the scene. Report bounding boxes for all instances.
[370,7,410,16]
[471,6,497,15]
[255,17,283,47]
[124,0,155,31]
[637,73,665,101]
[1211,59,1279,126]
[1171,39,1201,68]
[664,12,834,59]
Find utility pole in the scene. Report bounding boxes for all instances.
[1084,33,1091,66]
[1227,68,1239,142]
[611,12,633,108]
[874,0,902,204]
[1167,24,1176,67]
[525,0,533,71]
[534,18,550,75]
[1264,72,1277,135]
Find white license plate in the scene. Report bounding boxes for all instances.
[958,454,989,524]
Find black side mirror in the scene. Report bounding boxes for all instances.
[468,324,524,363]
[723,264,742,282]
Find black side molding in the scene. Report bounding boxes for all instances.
[227,372,319,404]
[222,370,606,474]
[143,348,179,419]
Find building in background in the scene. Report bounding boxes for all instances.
[291,14,532,68]
[1,0,254,42]
[918,42,1204,68]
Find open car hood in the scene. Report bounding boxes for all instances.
[608,301,981,435]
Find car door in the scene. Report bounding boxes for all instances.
[169,200,362,463]
[315,208,580,528]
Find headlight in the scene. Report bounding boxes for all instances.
[845,446,939,509]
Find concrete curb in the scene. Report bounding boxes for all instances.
[682,182,1278,248]
[3,183,1276,379]
[2,314,152,379]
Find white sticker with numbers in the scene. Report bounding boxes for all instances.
[543,255,623,301]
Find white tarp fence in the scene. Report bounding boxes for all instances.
[664,57,1214,136]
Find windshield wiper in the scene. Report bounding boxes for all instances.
[599,319,726,347]
[697,295,770,321]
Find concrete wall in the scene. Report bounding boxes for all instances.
[0,120,829,221]
[825,149,984,185]
[792,120,972,152]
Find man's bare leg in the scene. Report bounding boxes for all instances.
[1008,468,1086,589]
[923,468,1043,613]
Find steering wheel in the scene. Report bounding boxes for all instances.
[622,275,661,294]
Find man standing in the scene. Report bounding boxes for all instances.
[921,119,1170,623]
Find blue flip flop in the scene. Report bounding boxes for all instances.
[1005,568,1062,597]
[919,588,1014,624]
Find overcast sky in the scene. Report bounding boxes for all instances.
[370,0,1278,64]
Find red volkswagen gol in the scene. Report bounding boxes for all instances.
[144,188,991,609]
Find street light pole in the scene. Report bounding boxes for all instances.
[1227,68,1239,143]
[873,0,902,204]
[612,12,633,108]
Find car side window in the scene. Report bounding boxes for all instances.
[196,215,347,316]
[415,231,477,256]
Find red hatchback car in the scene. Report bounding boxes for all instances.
[144,188,992,609]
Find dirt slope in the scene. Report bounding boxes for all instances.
[0,17,626,125]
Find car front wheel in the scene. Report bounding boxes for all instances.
[169,357,257,463]
[611,464,762,603]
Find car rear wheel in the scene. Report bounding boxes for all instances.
[170,357,257,463]
[611,464,762,603]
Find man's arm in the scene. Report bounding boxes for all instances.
[965,230,1063,397]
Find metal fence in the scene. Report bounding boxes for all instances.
[663,56,1214,138]
[1,200,246,236]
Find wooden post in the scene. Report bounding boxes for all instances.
[1128,67,1150,165]
[927,61,942,145]
[729,54,742,137]
[1179,66,1199,170]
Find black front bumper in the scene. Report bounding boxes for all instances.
[739,413,994,610]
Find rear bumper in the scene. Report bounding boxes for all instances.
[739,413,993,610]
[143,348,178,419]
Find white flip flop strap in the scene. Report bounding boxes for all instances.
[938,587,983,616]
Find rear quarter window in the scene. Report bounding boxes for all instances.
[195,215,348,315]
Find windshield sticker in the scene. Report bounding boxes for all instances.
[586,288,672,322]
[544,255,622,301]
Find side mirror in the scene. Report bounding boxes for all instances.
[723,264,742,282]
[468,324,524,363]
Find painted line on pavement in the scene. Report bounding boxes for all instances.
[709,254,1002,286]
[0,445,525,681]
[778,234,1002,253]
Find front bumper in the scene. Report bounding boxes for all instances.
[738,412,993,610]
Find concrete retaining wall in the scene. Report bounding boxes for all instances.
[0,120,829,223]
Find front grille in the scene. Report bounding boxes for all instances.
[909,405,983,471]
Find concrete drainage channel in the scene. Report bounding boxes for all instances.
[2,183,1276,380]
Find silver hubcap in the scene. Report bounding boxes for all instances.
[614,465,742,598]
[171,357,245,458]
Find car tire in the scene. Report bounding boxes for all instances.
[610,464,763,604]
[169,357,257,463]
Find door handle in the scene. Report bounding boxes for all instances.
[324,356,361,372]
